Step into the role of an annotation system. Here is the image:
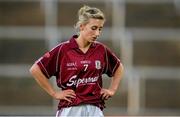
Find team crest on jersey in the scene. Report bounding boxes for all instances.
[95,60,101,69]
[44,52,50,58]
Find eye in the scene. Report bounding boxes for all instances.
[99,28,102,32]
[91,26,98,30]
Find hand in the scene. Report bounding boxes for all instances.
[53,89,76,103]
[100,89,115,100]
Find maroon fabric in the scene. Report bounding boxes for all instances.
[36,35,121,110]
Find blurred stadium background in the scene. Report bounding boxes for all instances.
[0,0,180,116]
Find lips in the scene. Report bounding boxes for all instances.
[92,37,97,41]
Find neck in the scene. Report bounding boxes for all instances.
[75,35,92,53]
[76,35,91,48]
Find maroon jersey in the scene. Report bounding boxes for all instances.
[36,35,121,110]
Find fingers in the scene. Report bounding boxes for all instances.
[64,93,76,101]
[54,89,76,103]
[101,92,110,100]
[100,89,113,100]
[101,93,110,100]
[65,89,76,97]
[63,90,76,103]
[64,97,73,103]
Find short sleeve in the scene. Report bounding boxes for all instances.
[36,45,61,78]
[104,47,121,77]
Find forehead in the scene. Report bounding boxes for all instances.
[87,18,105,27]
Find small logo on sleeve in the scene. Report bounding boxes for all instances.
[44,52,50,58]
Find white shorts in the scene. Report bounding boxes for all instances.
[56,104,104,117]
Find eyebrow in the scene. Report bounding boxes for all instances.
[92,26,103,28]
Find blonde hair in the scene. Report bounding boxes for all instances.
[75,5,105,32]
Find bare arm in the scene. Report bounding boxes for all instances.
[101,63,124,100]
[29,63,76,102]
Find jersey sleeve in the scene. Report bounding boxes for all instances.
[36,45,61,79]
[104,47,121,77]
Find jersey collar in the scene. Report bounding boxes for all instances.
[69,35,96,49]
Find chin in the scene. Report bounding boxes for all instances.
[89,40,95,43]
[91,38,97,42]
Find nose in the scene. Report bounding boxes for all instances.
[95,30,100,37]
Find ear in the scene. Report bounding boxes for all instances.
[79,24,85,31]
